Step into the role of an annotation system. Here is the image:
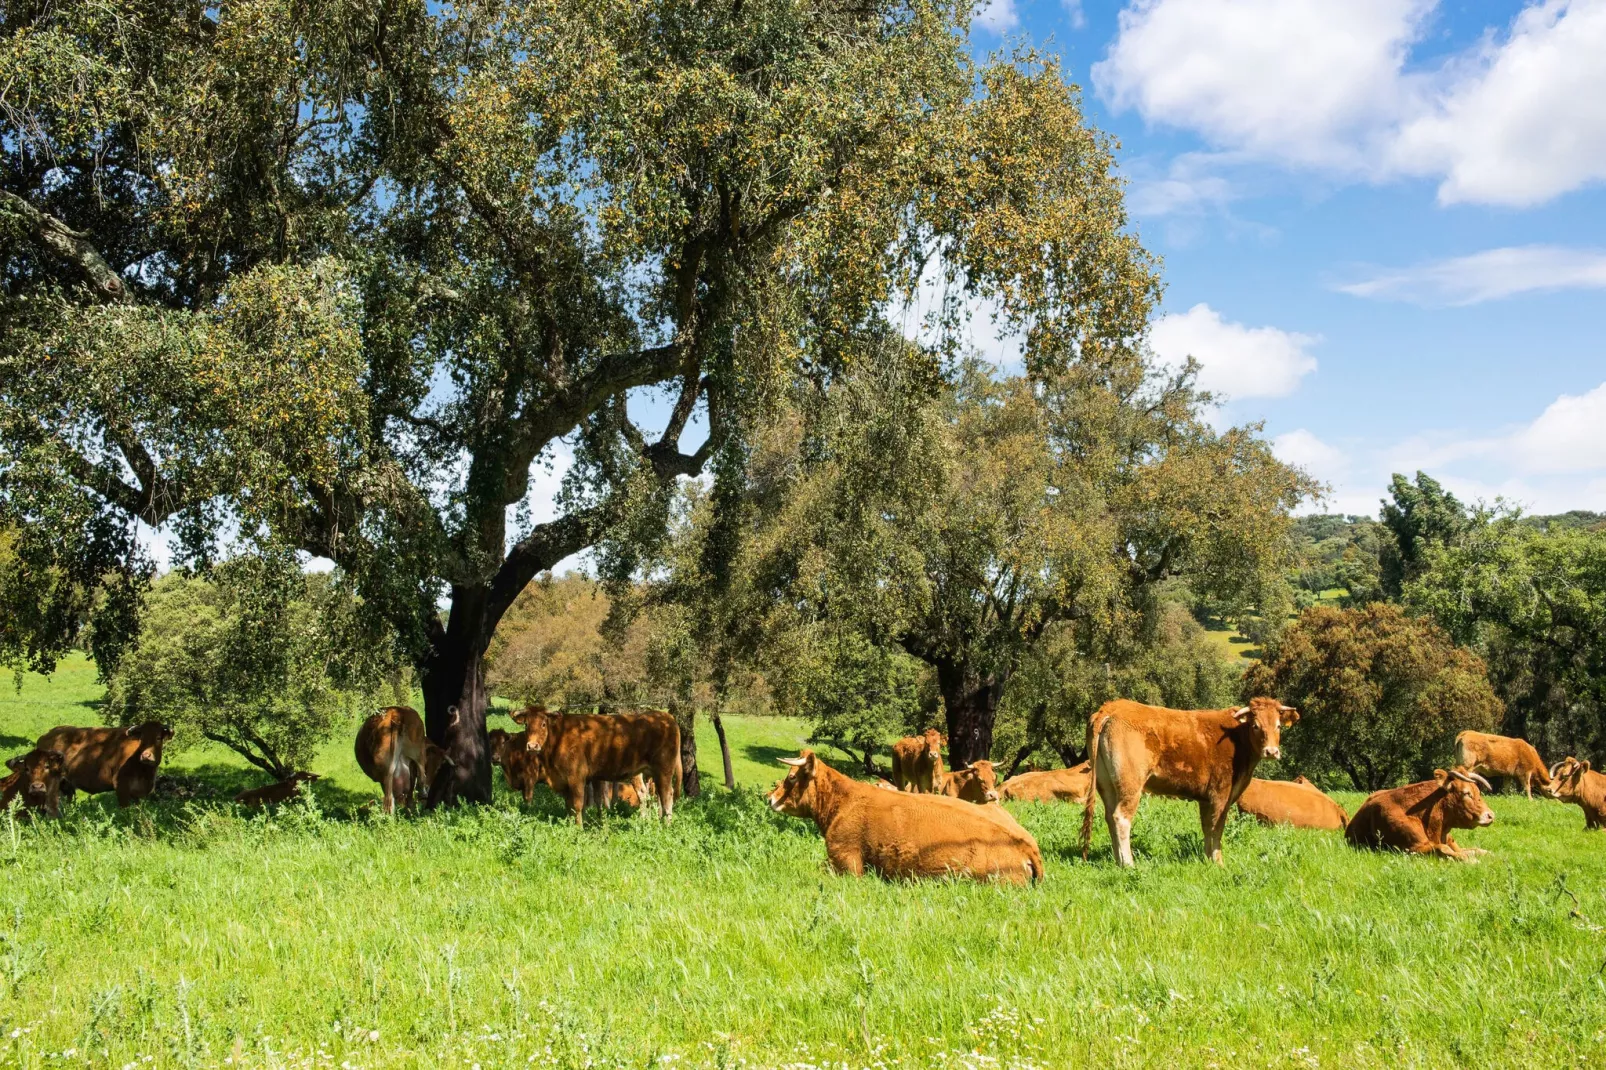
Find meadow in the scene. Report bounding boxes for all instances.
[1,657,1603,1069]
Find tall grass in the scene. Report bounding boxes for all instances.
[1,658,1603,1068]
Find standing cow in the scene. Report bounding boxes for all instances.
[511,708,680,826]
[0,749,68,819]
[355,706,455,814]
[1081,697,1298,866]
[37,722,173,807]
[768,750,1043,883]
[1345,768,1494,861]
[1549,758,1606,830]
[1453,731,1555,799]
[890,729,945,793]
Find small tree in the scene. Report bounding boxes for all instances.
[1243,603,1500,790]
[1379,472,1470,598]
[105,553,395,779]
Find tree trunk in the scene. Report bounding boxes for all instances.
[712,714,736,790]
[672,699,701,799]
[420,586,497,806]
[937,664,1005,767]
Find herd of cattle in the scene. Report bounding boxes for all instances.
[2,697,1602,884]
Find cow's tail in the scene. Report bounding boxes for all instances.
[1026,843,1045,885]
[1080,716,1101,861]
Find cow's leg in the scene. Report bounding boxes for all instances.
[1200,801,1229,864]
[653,766,675,821]
[826,845,865,876]
[564,782,586,827]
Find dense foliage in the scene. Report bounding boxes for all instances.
[103,553,398,778]
[1243,602,1501,790]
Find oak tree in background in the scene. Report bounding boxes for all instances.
[1379,472,1470,598]
[1243,602,1501,790]
[3,0,1140,800]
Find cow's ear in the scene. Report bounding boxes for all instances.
[1582,761,1593,774]
[1433,768,1451,786]
[5,755,23,772]
[1279,705,1299,725]
[1232,706,1251,724]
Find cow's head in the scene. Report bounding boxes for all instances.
[419,741,455,792]
[487,728,512,766]
[950,761,1001,803]
[1549,758,1591,803]
[1232,697,1298,760]
[288,771,321,785]
[129,722,174,766]
[769,750,823,816]
[511,706,552,753]
[8,749,65,810]
[1436,767,1495,828]
[921,728,944,763]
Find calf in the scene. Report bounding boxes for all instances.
[585,774,649,811]
[890,729,945,793]
[1549,758,1606,830]
[768,751,1043,883]
[355,706,455,813]
[1081,696,1298,866]
[0,749,67,819]
[488,728,544,803]
[1235,775,1347,831]
[511,707,680,826]
[234,771,320,808]
[37,722,173,807]
[1345,768,1495,861]
[1000,762,1091,804]
[938,760,1000,804]
[1454,731,1555,799]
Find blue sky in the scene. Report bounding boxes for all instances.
[964,0,1606,516]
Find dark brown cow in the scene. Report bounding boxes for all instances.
[937,760,1000,804]
[488,728,543,804]
[999,762,1092,804]
[1081,696,1298,866]
[37,722,173,807]
[1454,731,1555,799]
[890,729,945,794]
[1345,768,1495,861]
[355,706,454,813]
[0,749,67,819]
[1235,775,1348,830]
[233,771,321,808]
[1549,758,1606,830]
[768,750,1043,883]
[510,708,680,826]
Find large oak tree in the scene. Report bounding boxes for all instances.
[3,1,1154,799]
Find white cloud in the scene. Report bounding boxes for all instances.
[1508,381,1606,474]
[1338,245,1606,305]
[1096,0,1606,207]
[975,0,1018,33]
[1150,303,1318,400]
[1391,1,1606,205]
[1274,429,1348,477]
[1063,0,1087,29]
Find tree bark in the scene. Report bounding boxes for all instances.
[712,714,735,790]
[673,699,701,799]
[937,664,1006,767]
[420,585,497,806]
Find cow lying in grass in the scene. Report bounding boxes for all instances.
[768,750,1043,883]
[511,707,680,826]
[36,722,172,808]
[234,771,320,808]
[999,762,1091,804]
[1,749,67,819]
[937,760,1000,804]
[1345,768,1494,861]
[1549,758,1605,830]
[1236,776,1347,831]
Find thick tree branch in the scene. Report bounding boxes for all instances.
[1,190,132,304]
[483,506,605,635]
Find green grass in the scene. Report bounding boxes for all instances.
[2,656,1604,1068]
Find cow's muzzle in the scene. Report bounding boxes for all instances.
[1479,809,1495,826]
[1262,745,1281,760]
[139,749,159,765]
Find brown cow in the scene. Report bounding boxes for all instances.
[890,729,945,794]
[585,774,649,811]
[937,760,1000,804]
[0,749,67,819]
[488,728,544,804]
[768,750,1043,883]
[999,762,1092,804]
[1345,768,1495,861]
[1549,758,1606,830]
[1235,775,1348,831]
[355,706,455,814]
[1454,731,1555,799]
[37,722,173,807]
[233,771,321,808]
[1081,697,1298,866]
[511,708,680,826]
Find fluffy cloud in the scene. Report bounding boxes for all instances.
[1508,381,1606,474]
[1096,0,1606,207]
[974,0,1018,33]
[1149,303,1318,400]
[1337,245,1606,305]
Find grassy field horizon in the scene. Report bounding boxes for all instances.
[1,656,1604,1068]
